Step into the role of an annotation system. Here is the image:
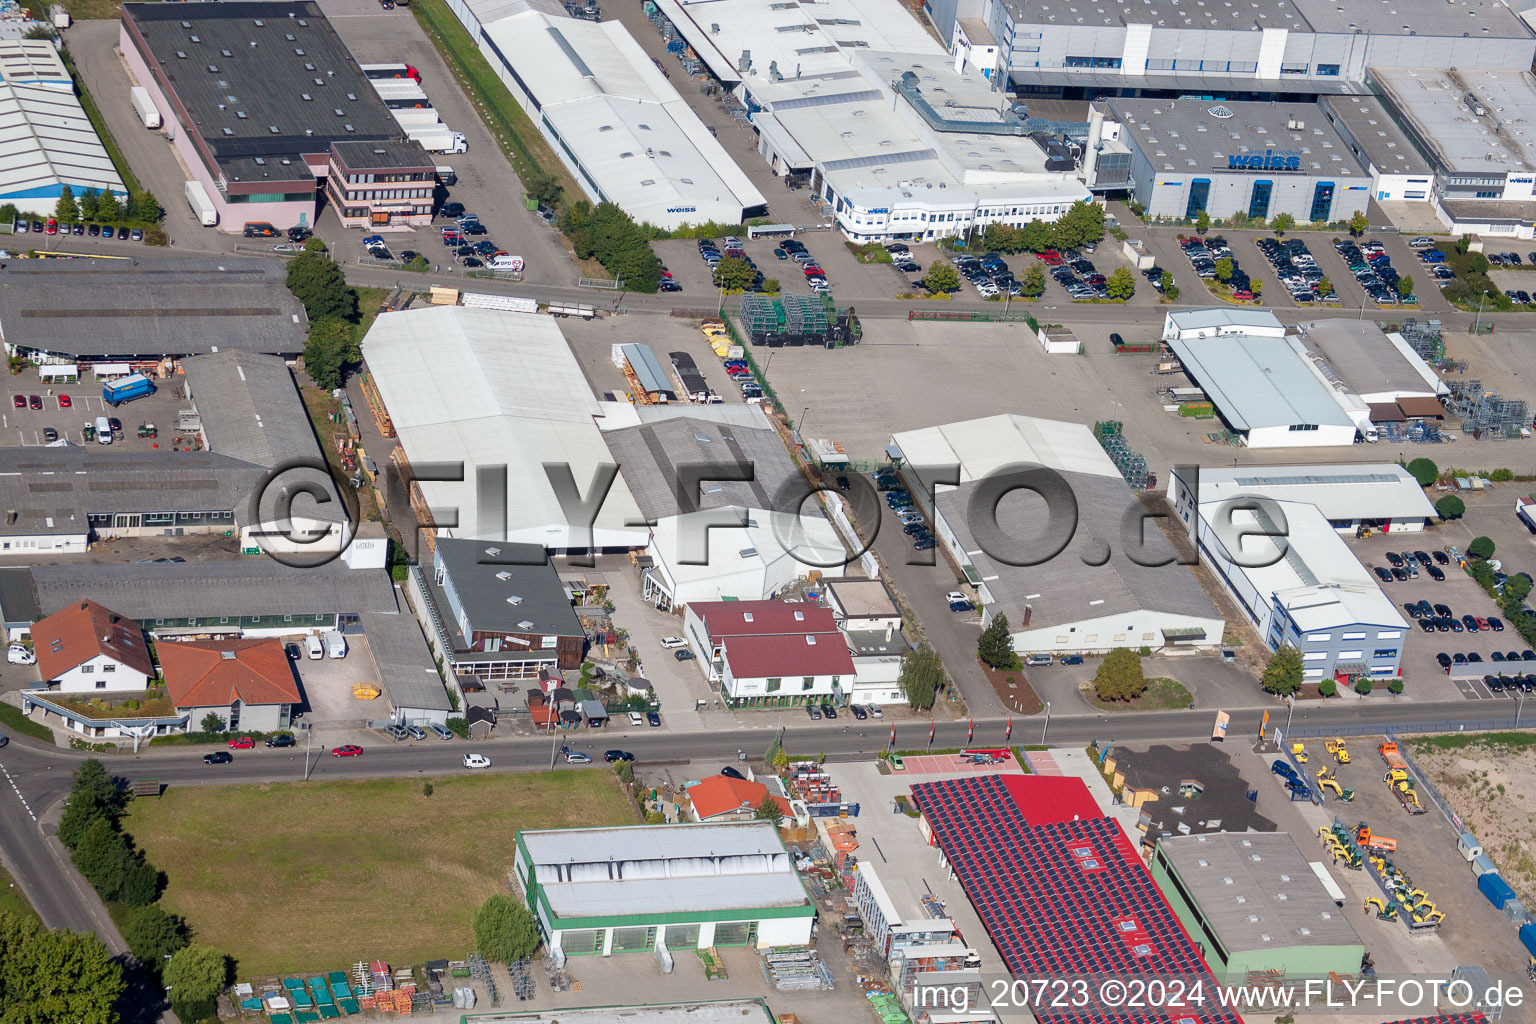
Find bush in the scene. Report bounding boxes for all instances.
[1406,458,1438,488]
[1469,536,1496,560]
[1388,680,1405,695]
[1319,679,1337,697]
[1354,679,1374,695]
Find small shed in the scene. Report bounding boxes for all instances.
[467,705,496,738]
[580,700,609,727]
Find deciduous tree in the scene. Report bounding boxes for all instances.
[1260,645,1303,696]
[472,894,540,962]
[1092,648,1147,702]
[898,644,945,710]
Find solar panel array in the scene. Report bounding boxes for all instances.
[910,774,1245,1024]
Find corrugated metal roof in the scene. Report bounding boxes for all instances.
[361,306,645,548]
[1165,334,1355,432]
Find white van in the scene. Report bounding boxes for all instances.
[95,416,112,444]
[304,634,324,660]
[324,630,347,659]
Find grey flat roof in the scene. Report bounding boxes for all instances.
[124,1,406,181]
[1165,335,1355,432]
[1373,68,1536,176]
[1319,95,1432,178]
[1295,320,1436,397]
[183,351,321,467]
[1157,833,1363,954]
[1107,99,1368,180]
[0,447,262,534]
[1000,0,1528,36]
[359,607,452,711]
[331,139,435,171]
[29,559,399,619]
[0,257,307,359]
[603,413,817,522]
[930,468,1218,630]
[435,538,584,638]
[0,565,39,625]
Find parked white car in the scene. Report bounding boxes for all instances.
[463,753,492,769]
[660,636,687,649]
[6,644,34,665]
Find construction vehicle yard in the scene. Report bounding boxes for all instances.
[1286,735,1535,984]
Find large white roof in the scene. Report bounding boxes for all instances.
[0,80,125,208]
[361,307,645,548]
[891,414,1121,482]
[1194,464,1436,523]
[1200,499,1405,633]
[1165,334,1355,433]
[480,12,765,229]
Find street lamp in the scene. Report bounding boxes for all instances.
[1041,701,1052,745]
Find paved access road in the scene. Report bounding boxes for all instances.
[1,697,1528,944]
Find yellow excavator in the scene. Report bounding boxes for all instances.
[1291,742,1309,763]
[1364,897,1399,920]
[1319,777,1355,801]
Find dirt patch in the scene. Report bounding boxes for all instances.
[979,660,1043,714]
[1411,732,1536,908]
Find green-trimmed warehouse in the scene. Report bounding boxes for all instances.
[1151,832,1364,984]
[514,822,816,957]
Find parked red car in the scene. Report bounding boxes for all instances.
[331,744,364,757]
[227,736,256,749]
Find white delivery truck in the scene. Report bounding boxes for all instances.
[405,125,468,154]
[184,180,217,226]
[130,87,161,129]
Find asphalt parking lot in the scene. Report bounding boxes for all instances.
[1347,532,1517,695]
[0,375,189,449]
[290,632,386,727]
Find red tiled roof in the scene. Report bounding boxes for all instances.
[722,633,854,680]
[693,599,840,637]
[33,599,154,682]
[689,775,791,820]
[911,774,1239,1024]
[159,639,300,708]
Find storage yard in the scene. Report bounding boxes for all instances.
[120,771,638,976]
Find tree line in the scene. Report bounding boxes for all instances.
[60,761,231,1022]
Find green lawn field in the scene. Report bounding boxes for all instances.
[122,769,638,976]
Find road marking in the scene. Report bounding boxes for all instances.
[0,763,37,821]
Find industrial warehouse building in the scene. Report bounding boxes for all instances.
[1152,833,1364,983]
[121,1,434,231]
[923,0,1536,99]
[0,257,307,363]
[600,405,846,609]
[911,773,1242,1024]
[1162,310,1362,448]
[514,822,815,955]
[361,306,646,554]
[890,414,1223,656]
[1100,100,1371,224]
[450,0,766,229]
[1168,467,1407,683]
[645,0,1090,242]
[0,40,126,216]
[1175,464,1436,536]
